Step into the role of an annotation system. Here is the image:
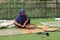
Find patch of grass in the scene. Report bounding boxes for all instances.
[0,32,60,40]
[31,18,55,25]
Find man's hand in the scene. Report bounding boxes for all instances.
[22,25,25,27]
[22,18,29,28]
[14,20,22,27]
[22,24,25,27]
[22,18,28,27]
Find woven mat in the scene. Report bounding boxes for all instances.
[0,28,43,36]
[0,27,58,36]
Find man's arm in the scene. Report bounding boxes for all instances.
[22,18,29,27]
[14,20,22,27]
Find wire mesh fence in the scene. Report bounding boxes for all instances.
[0,0,60,19]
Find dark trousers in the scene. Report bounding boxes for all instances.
[16,19,30,28]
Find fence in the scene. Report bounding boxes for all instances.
[0,0,60,19]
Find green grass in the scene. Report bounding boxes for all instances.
[0,32,60,40]
[0,18,60,40]
[31,18,55,25]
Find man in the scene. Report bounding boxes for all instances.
[14,8,35,29]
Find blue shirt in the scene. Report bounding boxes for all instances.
[15,13,27,24]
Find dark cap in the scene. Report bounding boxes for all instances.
[19,8,25,13]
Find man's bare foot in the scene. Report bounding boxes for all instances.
[25,24,36,29]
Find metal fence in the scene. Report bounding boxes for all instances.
[0,0,60,19]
